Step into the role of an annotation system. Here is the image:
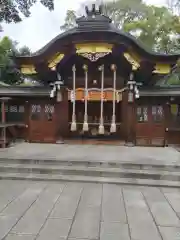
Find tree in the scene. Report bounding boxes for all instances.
[60,10,77,31]
[61,0,180,54]
[61,0,147,31]
[16,46,31,56]
[0,36,31,85]
[166,0,180,15]
[0,0,54,24]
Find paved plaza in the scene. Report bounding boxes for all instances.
[0,143,180,166]
[0,180,180,240]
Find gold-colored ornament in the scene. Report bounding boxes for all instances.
[111,64,116,71]
[177,58,180,68]
[83,64,88,71]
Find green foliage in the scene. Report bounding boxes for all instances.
[60,10,77,31]
[0,0,54,24]
[0,36,31,85]
[60,0,180,54]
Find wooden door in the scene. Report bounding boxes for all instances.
[150,105,165,146]
[135,105,165,146]
[29,102,56,143]
[29,103,43,142]
[42,103,56,142]
[135,105,150,145]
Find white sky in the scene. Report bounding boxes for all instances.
[1,0,166,52]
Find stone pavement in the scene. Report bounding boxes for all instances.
[0,180,180,240]
[0,143,180,166]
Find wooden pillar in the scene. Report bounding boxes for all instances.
[0,97,11,148]
[125,88,136,145]
[55,88,69,141]
[164,100,170,146]
[121,90,128,139]
[1,100,6,148]
[24,100,30,142]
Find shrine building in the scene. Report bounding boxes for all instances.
[1,4,180,147]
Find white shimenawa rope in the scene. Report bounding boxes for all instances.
[110,64,117,133]
[83,65,89,131]
[99,65,105,135]
[71,65,76,131]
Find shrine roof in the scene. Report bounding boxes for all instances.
[16,4,180,63]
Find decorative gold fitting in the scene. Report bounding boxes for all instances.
[177,58,180,68]
[72,64,76,71]
[98,65,104,71]
[83,64,88,71]
[110,64,116,71]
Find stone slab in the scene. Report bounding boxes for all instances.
[69,206,100,239]
[162,190,180,215]
[50,183,82,219]
[0,183,45,218]
[102,184,127,223]
[11,184,65,235]
[5,234,36,240]
[100,222,130,240]
[158,226,180,240]
[69,185,102,240]
[36,218,72,240]
[0,182,29,214]
[123,189,162,240]
[79,183,102,207]
[0,215,19,240]
[143,188,180,227]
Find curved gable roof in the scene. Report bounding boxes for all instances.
[16,4,180,63]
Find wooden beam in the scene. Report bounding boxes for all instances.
[0,97,11,148]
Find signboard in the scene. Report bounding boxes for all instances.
[68,89,122,101]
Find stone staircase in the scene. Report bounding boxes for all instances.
[0,158,180,187]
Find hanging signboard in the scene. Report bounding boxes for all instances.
[68,89,123,101]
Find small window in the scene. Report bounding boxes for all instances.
[31,104,41,121]
[137,106,148,122]
[152,105,163,122]
[44,104,54,121]
[6,105,25,122]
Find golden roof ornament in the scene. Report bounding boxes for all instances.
[177,58,180,68]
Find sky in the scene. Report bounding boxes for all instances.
[1,0,166,53]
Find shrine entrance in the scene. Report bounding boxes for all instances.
[68,87,124,140]
[68,101,122,140]
[50,43,138,143]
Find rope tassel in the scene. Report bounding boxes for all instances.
[83,64,89,132]
[71,65,77,131]
[110,64,117,133]
[98,64,105,135]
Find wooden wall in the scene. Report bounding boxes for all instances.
[4,91,180,147]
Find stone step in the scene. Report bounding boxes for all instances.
[0,163,180,181]
[0,172,180,188]
[0,157,179,171]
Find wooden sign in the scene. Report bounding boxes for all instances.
[68,89,122,101]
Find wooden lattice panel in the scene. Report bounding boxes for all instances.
[44,104,55,113]
[31,104,41,113]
